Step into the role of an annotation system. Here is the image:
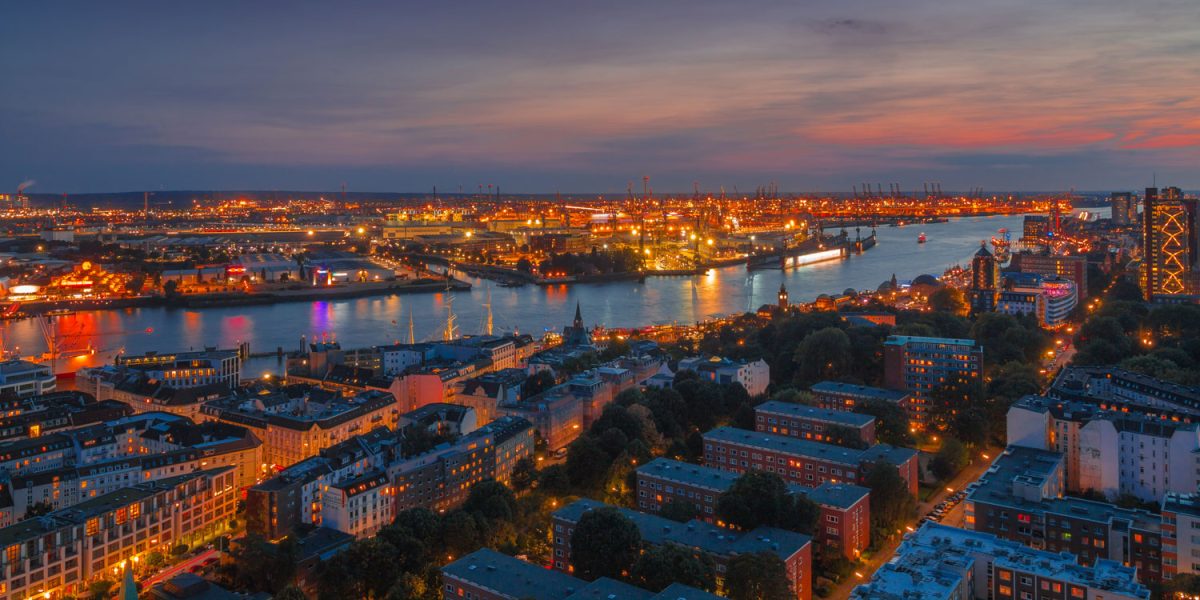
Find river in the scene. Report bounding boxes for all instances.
[0,214,1026,375]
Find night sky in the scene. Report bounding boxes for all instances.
[3,1,1198,194]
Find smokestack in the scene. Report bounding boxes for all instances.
[16,179,35,195]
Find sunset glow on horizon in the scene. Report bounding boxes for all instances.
[3,0,1198,192]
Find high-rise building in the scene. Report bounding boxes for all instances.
[1142,187,1197,301]
[1111,192,1136,226]
[882,336,983,427]
[969,244,998,314]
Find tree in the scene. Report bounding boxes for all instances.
[930,437,969,481]
[865,462,916,543]
[538,465,571,494]
[566,436,612,491]
[385,572,428,600]
[228,534,297,594]
[658,500,700,523]
[853,399,913,447]
[439,511,481,557]
[630,544,717,592]
[716,471,798,532]
[463,480,517,521]
[523,370,557,397]
[823,424,867,449]
[928,287,967,315]
[274,585,309,600]
[569,508,642,581]
[1161,573,1200,597]
[316,537,401,599]
[794,327,853,384]
[511,456,537,491]
[724,551,792,600]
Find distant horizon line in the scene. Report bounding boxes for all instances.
[18,187,1179,198]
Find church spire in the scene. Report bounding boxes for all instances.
[573,302,583,329]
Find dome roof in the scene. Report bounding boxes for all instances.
[912,274,940,287]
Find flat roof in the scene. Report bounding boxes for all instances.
[443,548,583,600]
[810,381,911,403]
[554,499,810,560]
[755,400,875,427]
[704,426,915,468]
[884,335,977,347]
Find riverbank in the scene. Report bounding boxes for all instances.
[0,214,1028,359]
[176,278,471,308]
[1,278,472,315]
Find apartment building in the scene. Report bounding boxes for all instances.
[454,368,529,425]
[389,416,534,513]
[1051,366,1200,419]
[201,387,398,469]
[0,360,56,399]
[0,391,130,442]
[0,467,238,600]
[965,446,1164,583]
[320,469,393,539]
[553,499,812,600]
[442,548,724,600]
[851,522,1150,600]
[809,381,911,414]
[1161,492,1200,580]
[882,336,983,428]
[677,356,770,397]
[245,426,398,539]
[754,401,877,446]
[635,458,870,559]
[1010,252,1089,300]
[1008,394,1200,502]
[114,348,242,389]
[702,426,919,496]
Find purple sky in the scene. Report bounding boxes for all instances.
[3,1,1198,194]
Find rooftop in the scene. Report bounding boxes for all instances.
[443,548,583,600]
[554,499,810,561]
[704,426,915,468]
[810,381,911,403]
[755,400,876,427]
[884,335,977,347]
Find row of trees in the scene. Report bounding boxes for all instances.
[1072,276,1200,386]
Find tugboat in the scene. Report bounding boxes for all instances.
[917,233,927,244]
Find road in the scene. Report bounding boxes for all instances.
[141,548,217,589]
[824,446,999,600]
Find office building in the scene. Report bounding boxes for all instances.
[996,273,1078,328]
[1111,192,1137,227]
[115,348,242,389]
[1142,186,1198,301]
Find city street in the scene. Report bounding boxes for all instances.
[825,446,999,600]
[141,549,217,590]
